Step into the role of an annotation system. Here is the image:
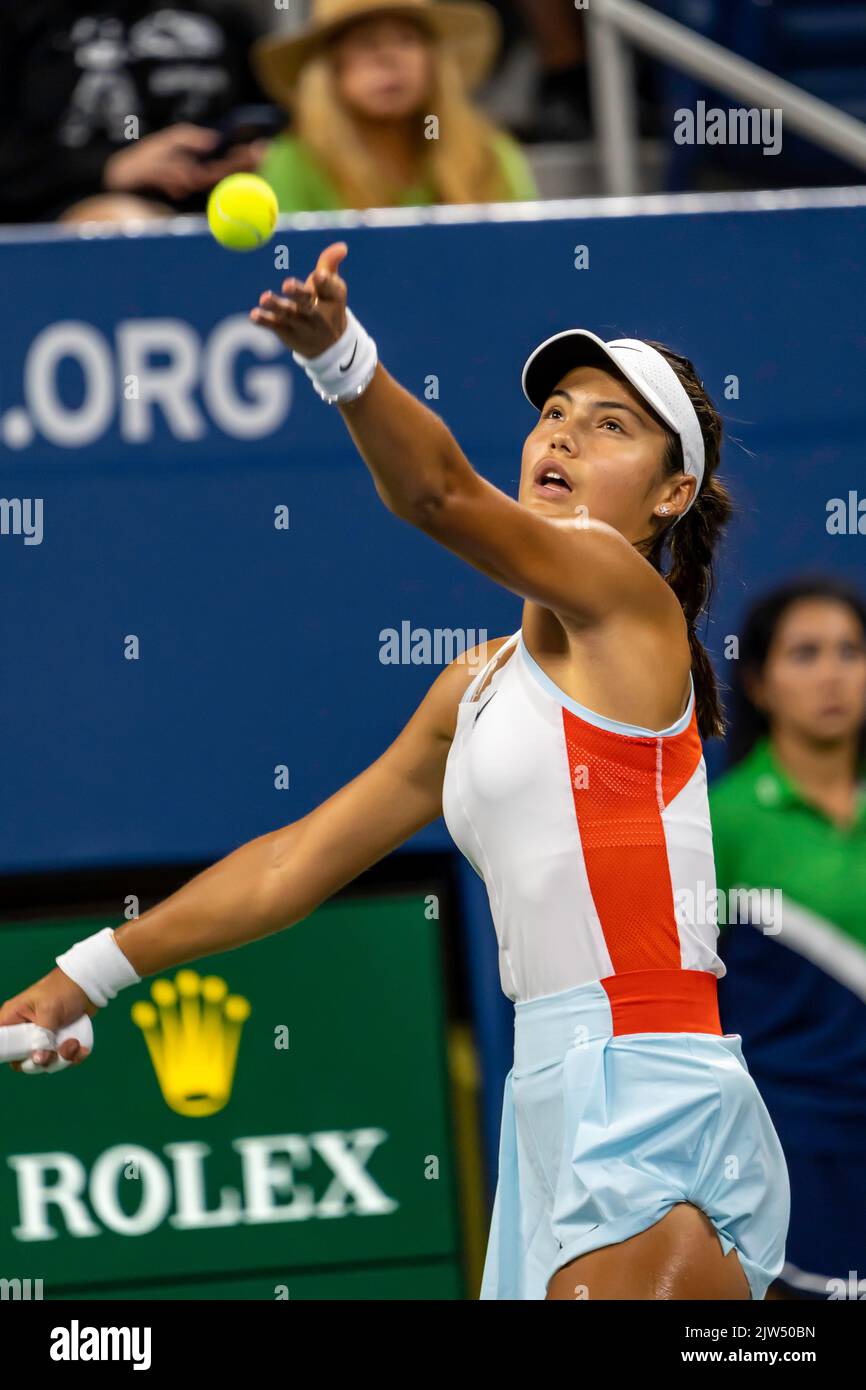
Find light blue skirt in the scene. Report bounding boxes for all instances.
[480,979,790,1300]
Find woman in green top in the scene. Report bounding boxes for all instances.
[251,0,539,213]
[710,577,866,1299]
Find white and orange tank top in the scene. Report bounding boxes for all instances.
[442,629,725,1004]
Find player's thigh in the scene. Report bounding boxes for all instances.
[546,1201,752,1300]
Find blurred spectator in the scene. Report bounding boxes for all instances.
[493,0,591,143]
[711,579,866,1300]
[484,0,663,143]
[252,0,539,213]
[0,1,272,225]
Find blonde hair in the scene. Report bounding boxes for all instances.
[289,27,515,207]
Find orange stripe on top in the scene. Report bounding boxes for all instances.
[601,968,722,1035]
[562,707,702,974]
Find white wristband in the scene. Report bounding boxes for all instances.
[292,308,378,405]
[55,927,140,1009]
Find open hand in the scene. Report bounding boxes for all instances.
[251,241,349,358]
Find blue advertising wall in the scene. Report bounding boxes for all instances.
[2,190,865,1179]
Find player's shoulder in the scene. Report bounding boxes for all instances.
[421,635,517,738]
[445,634,516,695]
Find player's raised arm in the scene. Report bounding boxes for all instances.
[251,243,691,631]
[0,646,495,1073]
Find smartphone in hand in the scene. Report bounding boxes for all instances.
[198,105,286,162]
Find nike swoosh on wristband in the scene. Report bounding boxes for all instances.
[339,341,358,373]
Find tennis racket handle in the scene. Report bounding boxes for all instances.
[0,1015,94,1072]
[0,1022,54,1062]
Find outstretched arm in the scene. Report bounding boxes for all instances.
[112,651,467,974]
[0,646,492,1068]
[251,243,677,630]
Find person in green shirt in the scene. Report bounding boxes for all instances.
[710,577,866,1300]
[251,0,539,214]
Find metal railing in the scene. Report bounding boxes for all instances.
[587,0,866,195]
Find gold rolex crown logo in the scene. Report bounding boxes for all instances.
[131,970,251,1117]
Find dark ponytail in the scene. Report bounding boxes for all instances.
[638,343,733,741]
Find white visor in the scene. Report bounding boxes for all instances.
[521,329,705,512]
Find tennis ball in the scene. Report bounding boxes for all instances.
[207,174,278,252]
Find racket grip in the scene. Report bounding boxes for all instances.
[18,1015,94,1074]
[0,1022,55,1063]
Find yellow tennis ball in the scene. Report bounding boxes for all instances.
[207,174,278,252]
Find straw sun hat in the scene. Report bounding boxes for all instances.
[252,0,503,105]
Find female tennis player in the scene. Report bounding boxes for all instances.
[1,242,790,1300]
